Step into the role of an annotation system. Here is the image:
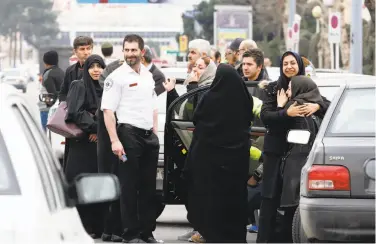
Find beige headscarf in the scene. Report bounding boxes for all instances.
[184,60,217,86]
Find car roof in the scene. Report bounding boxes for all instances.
[312,74,376,87]
[0,83,20,101]
[160,67,187,79]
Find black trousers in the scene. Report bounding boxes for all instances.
[97,110,123,236]
[256,160,296,243]
[118,124,159,240]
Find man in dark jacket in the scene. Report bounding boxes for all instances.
[42,50,64,104]
[58,36,93,101]
[58,36,93,174]
[141,45,165,95]
[242,49,270,102]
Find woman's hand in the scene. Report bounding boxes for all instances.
[277,89,288,108]
[189,71,200,83]
[302,103,320,116]
[286,102,306,117]
[89,134,97,142]
[163,78,176,92]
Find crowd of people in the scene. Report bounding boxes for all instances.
[40,34,330,243]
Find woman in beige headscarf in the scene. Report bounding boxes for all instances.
[180,57,217,120]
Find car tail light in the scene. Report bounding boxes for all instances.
[308,165,350,191]
[61,141,65,145]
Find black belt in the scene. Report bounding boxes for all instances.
[119,123,153,137]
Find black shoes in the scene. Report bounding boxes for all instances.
[101,233,124,242]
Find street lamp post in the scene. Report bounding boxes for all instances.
[289,0,296,28]
[350,0,363,74]
[312,6,322,33]
[312,5,322,68]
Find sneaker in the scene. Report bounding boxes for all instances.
[178,230,197,241]
[247,224,258,233]
[189,232,205,243]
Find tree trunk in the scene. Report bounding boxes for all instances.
[13,31,17,67]
[282,0,289,48]
[19,32,23,64]
[9,33,13,66]
[339,0,350,69]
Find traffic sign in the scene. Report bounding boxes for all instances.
[328,12,341,43]
[292,20,300,44]
[179,35,188,52]
[287,27,293,51]
[166,50,179,55]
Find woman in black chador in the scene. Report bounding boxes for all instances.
[64,54,106,238]
[184,64,253,243]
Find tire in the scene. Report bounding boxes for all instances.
[156,201,165,219]
[292,206,310,243]
[22,88,27,93]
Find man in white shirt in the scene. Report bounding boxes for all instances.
[101,34,160,244]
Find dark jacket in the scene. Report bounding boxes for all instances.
[261,81,330,155]
[149,64,165,96]
[235,62,244,77]
[58,62,84,101]
[42,66,64,98]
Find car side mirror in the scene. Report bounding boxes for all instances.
[74,173,120,205]
[287,129,311,145]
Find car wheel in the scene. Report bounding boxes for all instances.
[22,88,27,93]
[292,206,310,243]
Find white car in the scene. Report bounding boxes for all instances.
[1,68,29,93]
[0,83,120,244]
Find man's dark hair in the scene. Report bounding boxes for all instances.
[101,42,113,57]
[123,34,144,50]
[73,36,93,49]
[214,51,221,60]
[242,48,264,67]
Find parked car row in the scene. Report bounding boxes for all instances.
[0,83,120,243]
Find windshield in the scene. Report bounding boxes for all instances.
[3,70,21,77]
[0,132,20,195]
[327,88,376,136]
[318,86,340,101]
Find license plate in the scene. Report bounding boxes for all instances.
[156,168,164,180]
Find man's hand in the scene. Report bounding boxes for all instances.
[89,134,97,142]
[286,102,306,117]
[302,103,320,116]
[258,80,268,89]
[112,140,125,159]
[247,176,258,186]
[277,88,288,108]
[163,78,176,92]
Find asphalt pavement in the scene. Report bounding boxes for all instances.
[94,205,257,243]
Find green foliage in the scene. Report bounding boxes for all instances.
[0,0,59,49]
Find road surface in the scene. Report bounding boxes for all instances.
[94,205,257,243]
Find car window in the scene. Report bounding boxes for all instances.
[3,70,21,77]
[0,132,21,195]
[12,104,66,211]
[18,105,67,205]
[318,86,340,101]
[327,88,376,136]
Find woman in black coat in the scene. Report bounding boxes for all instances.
[256,51,330,243]
[280,75,324,239]
[64,55,106,238]
[184,64,253,243]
